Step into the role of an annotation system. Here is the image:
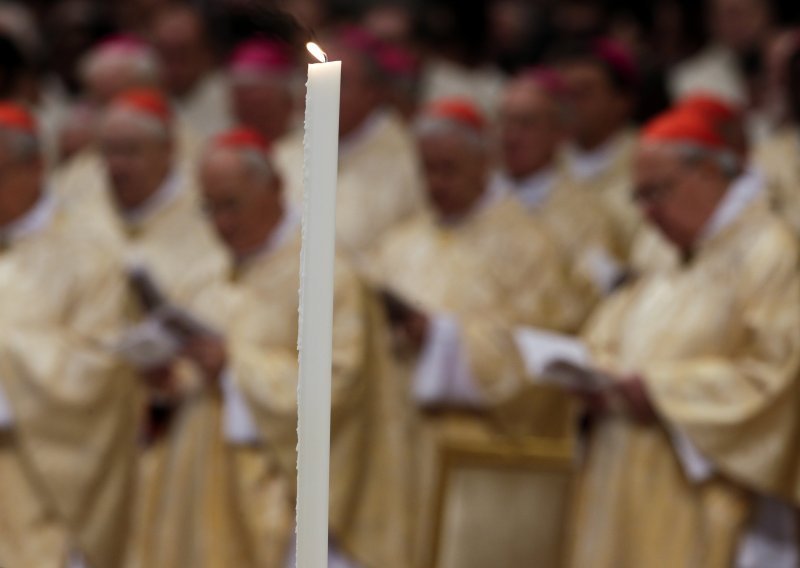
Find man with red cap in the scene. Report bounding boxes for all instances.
[565,106,800,568]
[494,66,625,326]
[129,125,409,568]
[558,38,644,259]
[0,102,138,568]
[278,26,424,267]
[367,98,577,568]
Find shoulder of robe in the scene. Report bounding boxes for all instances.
[753,127,797,171]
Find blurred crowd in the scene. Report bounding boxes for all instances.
[3,0,800,567]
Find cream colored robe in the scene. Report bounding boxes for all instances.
[368,195,577,567]
[0,206,138,568]
[569,200,800,568]
[175,71,233,142]
[565,130,643,259]
[754,126,800,233]
[501,169,625,328]
[114,176,254,568]
[276,110,425,264]
[222,228,410,568]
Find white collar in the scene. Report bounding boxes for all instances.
[338,108,387,158]
[237,207,300,265]
[566,132,624,181]
[700,168,764,243]
[490,167,558,210]
[1,191,56,244]
[122,170,183,227]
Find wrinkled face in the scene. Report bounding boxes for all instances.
[419,129,488,219]
[152,8,210,97]
[231,77,294,141]
[98,110,172,212]
[200,148,282,258]
[500,81,564,178]
[633,144,724,250]
[561,61,630,149]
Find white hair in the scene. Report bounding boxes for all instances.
[668,142,741,179]
[0,125,39,161]
[80,46,161,87]
[414,116,486,152]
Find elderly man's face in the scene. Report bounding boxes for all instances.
[419,129,488,219]
[200,148,282,258]
[500,81,564,178]
[633,145,726,251]
[98,110,172,212]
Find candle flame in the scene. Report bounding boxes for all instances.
[306,42,327,63]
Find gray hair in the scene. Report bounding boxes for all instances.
[671,142,741,179]
[239,147,276,184]
[0,125,39,161]
[414,116,486,152]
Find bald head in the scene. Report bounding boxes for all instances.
[200,145,283,259]
[500,77,565,179]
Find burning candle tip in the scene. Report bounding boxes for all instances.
[306,42,327,63]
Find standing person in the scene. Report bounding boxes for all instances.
[568,108,800,568]
[0,102,138,568]
[495,66,623,323]
[558,38,644,259]
[151,3,233,141]
[368,99,577,568]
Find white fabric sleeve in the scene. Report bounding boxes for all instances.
[735,496,798,568]
[579,246,625,295]
[669,428,714,483]
[0,382,13,429]
[412,314,484,407]
[221,367,261,445]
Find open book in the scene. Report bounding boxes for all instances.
[513,327,614,392]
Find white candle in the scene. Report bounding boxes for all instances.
[296,43,341,568]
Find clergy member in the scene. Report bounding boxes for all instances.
[557,38,644,258]
[367,98,577,568]
[135,126,408,568]
[495,66,623,322]
[0,102,138,568]
[151,3,233,141]
[568,107,800,568]
[228,38,300,146]
[279,25,425,265]
[755,39,800,234]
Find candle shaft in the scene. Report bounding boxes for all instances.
[296,60,341,568]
